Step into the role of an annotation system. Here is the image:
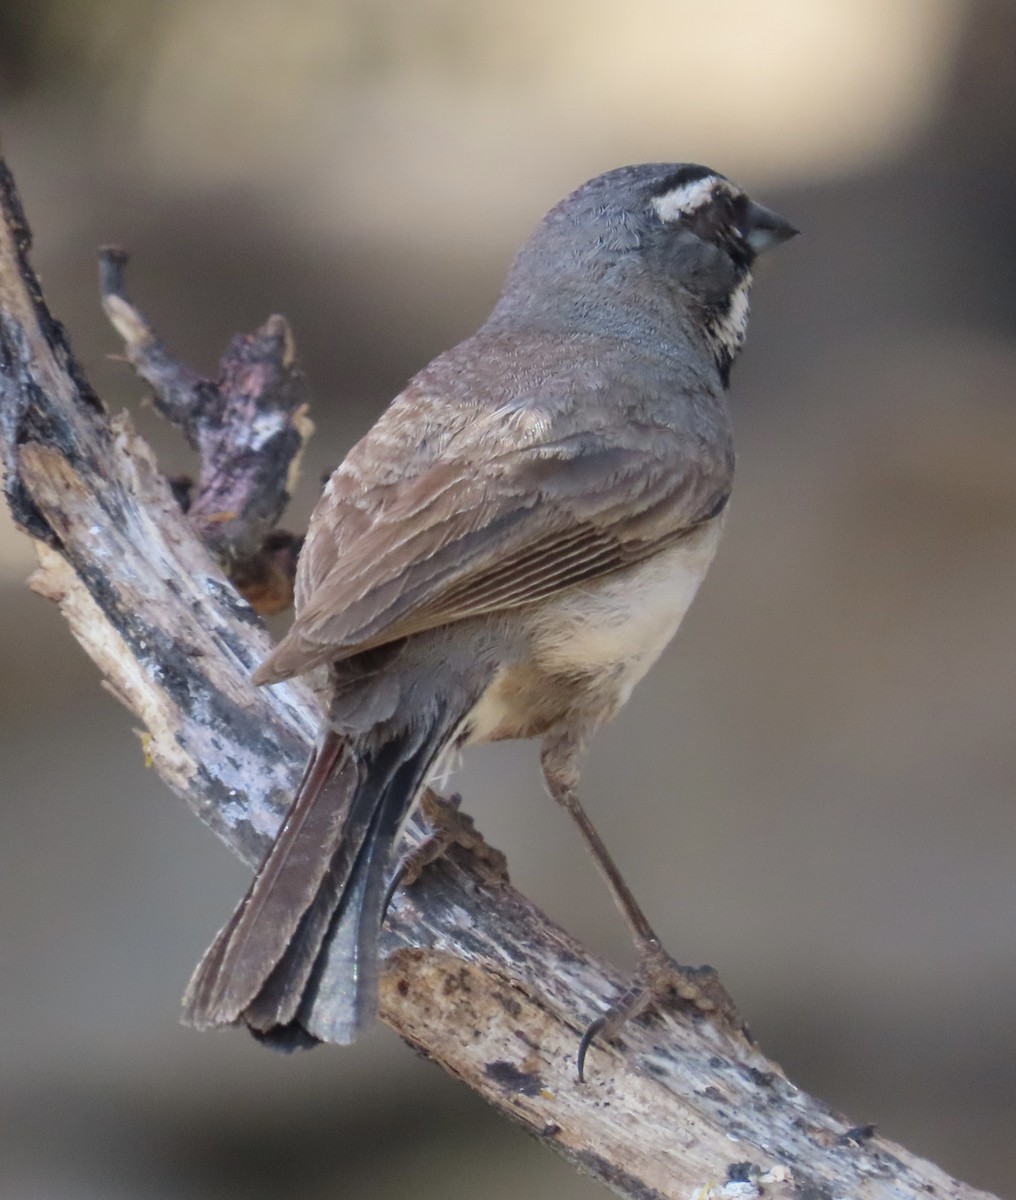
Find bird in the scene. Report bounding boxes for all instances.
[182,162,797,1075]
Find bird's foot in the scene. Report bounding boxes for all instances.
[577,940,743,1081]
[383,789,509,920]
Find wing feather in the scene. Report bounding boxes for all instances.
[255,407,731,685]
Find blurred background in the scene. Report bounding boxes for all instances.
[1,1,1014,1197]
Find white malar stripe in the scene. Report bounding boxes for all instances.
[652,176,726,222]
[708,277,752,358]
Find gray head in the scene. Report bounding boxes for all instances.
[488,163,798,385]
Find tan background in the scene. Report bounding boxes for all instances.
[1,2,1014,1197]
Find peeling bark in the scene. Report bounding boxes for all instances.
[0,154,1000,1200]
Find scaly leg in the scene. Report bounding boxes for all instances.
[541,731,742,1081]
[382,789,509,920]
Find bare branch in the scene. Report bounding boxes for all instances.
[0,155,999,1200]
[99,245,310,613]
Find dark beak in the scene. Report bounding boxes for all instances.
[744,201,799,256]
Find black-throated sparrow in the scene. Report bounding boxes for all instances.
[183,163,797,1077]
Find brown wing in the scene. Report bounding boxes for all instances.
[254,418,731,686]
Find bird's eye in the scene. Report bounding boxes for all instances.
[729,193,750,225]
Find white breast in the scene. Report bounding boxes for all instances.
[531,520,722,704]
[459,520,724,747]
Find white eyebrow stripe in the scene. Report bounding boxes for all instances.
[652,176,727,222]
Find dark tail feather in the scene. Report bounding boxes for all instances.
[182,729,354,1029]
[183,712,458,1046]
[296,724,448,1043]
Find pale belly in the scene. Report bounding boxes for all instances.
[465,520,723,744]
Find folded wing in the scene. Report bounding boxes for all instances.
[255,408,731,685]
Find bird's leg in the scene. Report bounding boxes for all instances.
[540,733,743,1080]
[382,788,509,921]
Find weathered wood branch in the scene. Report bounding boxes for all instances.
[0,154,998,1200]
[99,245,309,614]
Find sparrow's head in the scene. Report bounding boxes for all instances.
[494,163,798,384]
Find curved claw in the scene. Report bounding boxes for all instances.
[576,1016,606,1082]
[574,954,743,1080]
[381,791,485,926]
[381,863,407,926]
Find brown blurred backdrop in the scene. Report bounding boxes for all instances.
[1,2,1014,1197]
